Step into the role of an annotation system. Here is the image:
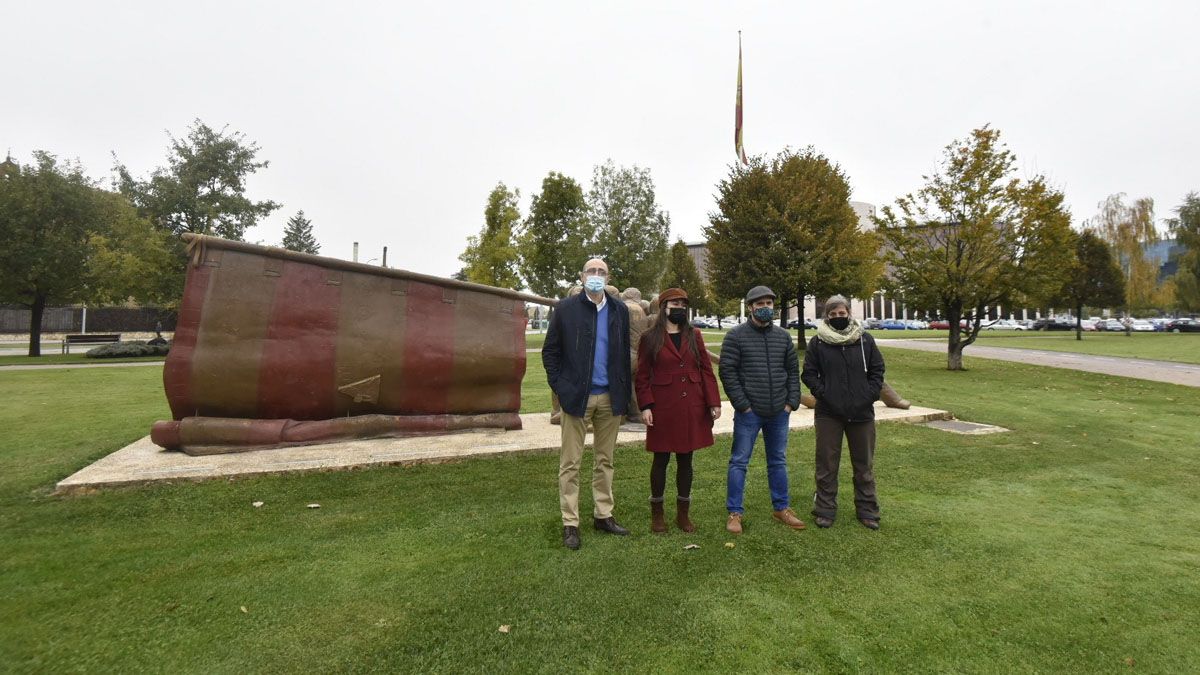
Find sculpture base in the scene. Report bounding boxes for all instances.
[151,413,523,456]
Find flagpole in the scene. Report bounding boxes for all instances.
[735,31,748,166]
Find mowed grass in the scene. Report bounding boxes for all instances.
[2,353,1199,672]
[0,353,167,366]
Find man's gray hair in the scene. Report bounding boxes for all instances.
[824,294,851,315]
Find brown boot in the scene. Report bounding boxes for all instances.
[772,508,807,530]
[726,512,743,534]
[650,499,668,533]
[880,382,910,409]
[675,497,695,533]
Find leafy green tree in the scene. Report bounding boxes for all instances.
[585,160,670,292]
[660,240,709,317]
[705,148,881,347]
[518,172,588,300]
[459,183,522,289]
[709,293,742,327]
[1089,194,1160,312]
[281,210,320,254]
[115,120,281,241]
[1167,192,1200,312]
[877,126,1073,370]
[0,152,173,356]
[1052,229,1125,340]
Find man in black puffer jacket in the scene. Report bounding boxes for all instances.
[718,286,805,534]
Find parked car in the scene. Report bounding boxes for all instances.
[984,319,1027,331]
[1165,318,1200,333]
[1096,319,1125,332]
[1032,318,1074,331]
[904,319,929,330]
[691,318,712,328]
[877,319,908,330]
[1130,320,1154,332]
[864,318,882,329]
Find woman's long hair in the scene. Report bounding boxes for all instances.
[638,305,704,371]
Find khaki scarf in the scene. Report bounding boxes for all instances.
[816,317,864,345]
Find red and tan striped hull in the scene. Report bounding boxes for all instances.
[153,235,551,454]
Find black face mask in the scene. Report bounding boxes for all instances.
[828,316,851,331]
[667,308,688,325]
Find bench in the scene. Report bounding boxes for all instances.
[62,334,121,354]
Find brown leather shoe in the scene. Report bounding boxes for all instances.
[726,512,743,534]
[650,499,667,534]
[772,508,807,530]
[815,516,834,528]
[859,518,880,530]
[676,497,695,533]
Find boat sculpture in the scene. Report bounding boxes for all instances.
[151,234,554,455]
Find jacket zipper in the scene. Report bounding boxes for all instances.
[583,299,598,391]
[764,330,773,410]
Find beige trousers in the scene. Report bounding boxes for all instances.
[559,392,622,526]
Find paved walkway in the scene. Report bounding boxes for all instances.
[877,339,1200,387]
[55,401,950,493]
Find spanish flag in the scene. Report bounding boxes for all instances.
[735,32,748,165]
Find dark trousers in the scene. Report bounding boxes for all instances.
[812,412,880,521]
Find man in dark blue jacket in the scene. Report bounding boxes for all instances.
[542,258,632,550]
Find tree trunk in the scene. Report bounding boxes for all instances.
[796,283,806,351]
[28,294,46,357]
[1075,303,1083,341]
[946,303,964,370]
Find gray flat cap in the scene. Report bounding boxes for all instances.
[745,285,776,303]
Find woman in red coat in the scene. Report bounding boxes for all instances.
[636,288,722,533]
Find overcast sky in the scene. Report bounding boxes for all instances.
[5,1,1198,279]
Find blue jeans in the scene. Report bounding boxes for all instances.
[726,409,791,513]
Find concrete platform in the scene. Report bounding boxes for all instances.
[55,401,950,494]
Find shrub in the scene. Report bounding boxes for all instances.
[85,340,171,358]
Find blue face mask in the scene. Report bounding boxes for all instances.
[752,306,774,323]
[584,276,605,293]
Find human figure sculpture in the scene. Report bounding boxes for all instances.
[621,287,652,423]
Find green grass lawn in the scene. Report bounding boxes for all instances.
[0,353,167,366]
[2,354,1199,671]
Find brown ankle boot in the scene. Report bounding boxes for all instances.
[650,499,667,533]
[676,497,696,533]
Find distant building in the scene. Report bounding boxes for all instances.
[685,241,710,286]
[1144,239,1184,281]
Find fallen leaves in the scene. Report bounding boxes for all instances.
[240,606,248,614]
[306,503,321,509]
[683,544,700,550]
[252,501,264,508]
[498,625,510,633]
[724,542,736,549]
